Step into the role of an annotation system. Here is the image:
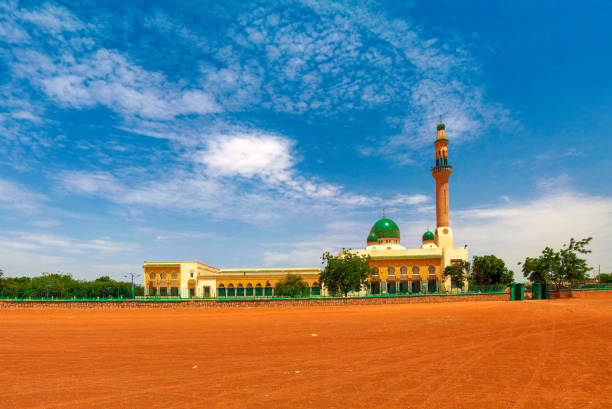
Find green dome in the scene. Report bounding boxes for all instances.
[422,230,435,241]
[437,122,445,131]
[370,218,400,239]
[367,232,379,243]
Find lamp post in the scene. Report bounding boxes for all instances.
[45,284,52,299]
[105,286,113,299]
[124,273,138,299]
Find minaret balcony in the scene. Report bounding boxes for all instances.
[431,165,453,174]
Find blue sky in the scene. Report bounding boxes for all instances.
[1,0,610,280]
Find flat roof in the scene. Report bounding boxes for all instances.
[220,268,321,273]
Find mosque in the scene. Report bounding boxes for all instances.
[142,120,468,297]
[344,119,468,294]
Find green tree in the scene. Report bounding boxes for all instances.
[470,255,514,286]
[320,250,373,296]
[519,237,593,289]
[599,273,612,283]
[444,260,470,290]
[274,274,309,297]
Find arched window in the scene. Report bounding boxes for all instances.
[255,283,263,297]
[428,265,436,276]
[246,283,253,296]
[372,266,379,274]
[412,266,420,277]
[388,266,395,276]
[264,282,272,296]
[149,272,155,280]
[171,272,177,279]
[227,283,235,297]
[237,283,244,297]
[217,283,226,297]
[160,272,166,279]
[400,266,408,276]
[311,282,320,296]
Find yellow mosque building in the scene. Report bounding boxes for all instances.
[142,120,467,297]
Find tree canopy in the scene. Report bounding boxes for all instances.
[470,255,514,286]
[599,273,612,283]
[320,250,373,296]
[519,237,593,289]
[274,274,309,297]
[444,260,470,290]
[0,272,143,299]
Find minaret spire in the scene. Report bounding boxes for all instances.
[382,207,385,218]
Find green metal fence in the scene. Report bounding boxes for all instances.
[558,282,612,290]
[1,288,507,302]
[0,287,143,300]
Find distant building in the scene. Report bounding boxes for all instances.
[142,262,321,298]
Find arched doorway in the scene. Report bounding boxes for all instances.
[237,283,244,297]
[227,283,235,297]
[217,284,226,297]
[399,266,409,294]
[246,283,254,296]
[264,282,272,296]
[255,283,263,296]
[428,265,438,293]
[311,282,320,296]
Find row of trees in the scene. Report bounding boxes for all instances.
[0,271,143,299]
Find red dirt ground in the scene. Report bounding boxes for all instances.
[1,294,611,409]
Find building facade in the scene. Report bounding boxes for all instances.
[345,120,469,293]
[142,261,322,298]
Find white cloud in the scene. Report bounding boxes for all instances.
[196,133,293,179]
[0,231,138,254]
[387,194,429,206]
[454,192,612,278]
[17,3,85,34]
[0,178,46,212]
[0,231,141,277]
[59,171,121,195]
[16,49,222,120]
[263,248,323,267]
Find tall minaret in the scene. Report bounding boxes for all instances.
[431,117,454,250]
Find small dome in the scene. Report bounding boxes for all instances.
[370,218,400,239]
[422,230,435,242]
[366,232,379,243]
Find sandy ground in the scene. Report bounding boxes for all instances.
[0,294,611,409]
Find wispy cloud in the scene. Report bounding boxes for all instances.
[0,178,46,212]
[386,194,429,206]
[0,231,139,254]
[55,130,375,223]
